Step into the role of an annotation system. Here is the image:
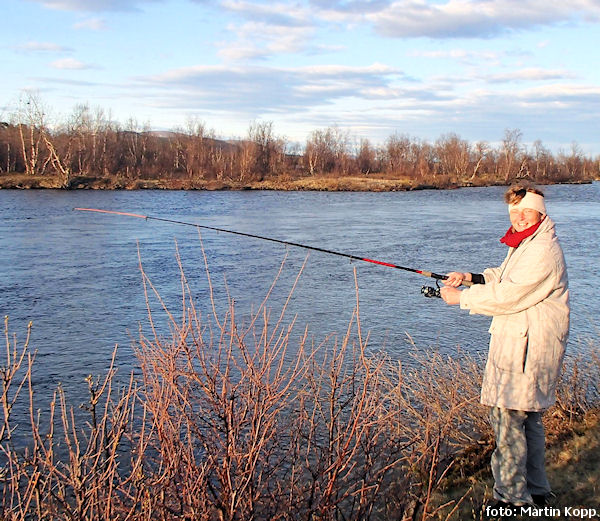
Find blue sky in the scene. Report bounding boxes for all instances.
[2,0,600,154]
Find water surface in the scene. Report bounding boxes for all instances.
[2,184,599,408]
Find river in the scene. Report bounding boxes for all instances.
[1,184,599,412]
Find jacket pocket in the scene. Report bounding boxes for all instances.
[488,333,529,373]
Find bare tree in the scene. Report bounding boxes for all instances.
[356,138,377,175]
[180,116,214,180]
[469,141,489,181]
[0,123,20,173]
[532,140,552,180]
[412,139,435,181]
[304,126,350,176]
[42,132,73,188]
[1,94,598,187]
[123,118,150,178]
[13,92,51,176]
[247,120,286,179]
[435,133,470,180]
[560,142,585,181]
[500,128,523,182]
[238,138,256,181]
[66,104,115,177]
[384,133,412,177]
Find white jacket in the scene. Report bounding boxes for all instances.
[459,217,570,411]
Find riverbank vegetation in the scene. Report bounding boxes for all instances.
[1,95,598,190]
[2,252,599,520]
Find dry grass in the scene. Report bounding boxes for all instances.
[1,242,599,520]
[429,409,600,521]
[280,176,416,191]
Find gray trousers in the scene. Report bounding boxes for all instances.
[489,407,551,505]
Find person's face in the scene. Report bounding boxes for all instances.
[509,207,543,232]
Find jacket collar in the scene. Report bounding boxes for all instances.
[500,217,555,278]
[518,215,554,247]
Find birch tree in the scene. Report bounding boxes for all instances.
[14,92,50,176]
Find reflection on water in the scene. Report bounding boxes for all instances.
[1,184,599,410]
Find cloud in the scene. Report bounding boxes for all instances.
[31,76,104,87]
[221,0,313,27]
[309,0,389,12]
[516,84,600,105]
[363,0,600,39]
[218,21,315,61]
[26,0,600,38]
[14,41,73,53]
[73,17,107,29]
[134,60,599,149]
[26,59,599,152]
[27,0,164,12]
[485,68,576,83]
[314,0,392,24]
[139,62,409,114]
[50,57,94,69]
[218,43,269,62]
[409,48,501,65]
[214,0,600,61]
[213,0,600,50]
[216,2,318,61]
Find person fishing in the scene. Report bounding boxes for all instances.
[439,183,570,513]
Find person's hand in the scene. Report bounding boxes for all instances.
[443,272,469,287]
[440,286,461,305]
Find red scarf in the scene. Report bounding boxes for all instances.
[500,219,543,248]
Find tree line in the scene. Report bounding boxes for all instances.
[1,95,597,188]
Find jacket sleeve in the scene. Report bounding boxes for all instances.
[460,242,558,316]
[482,266,502,283]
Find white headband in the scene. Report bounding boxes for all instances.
[508,192,546,215]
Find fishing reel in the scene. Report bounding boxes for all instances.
[421,280,441,298]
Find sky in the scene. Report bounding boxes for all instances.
[2,0,600,155]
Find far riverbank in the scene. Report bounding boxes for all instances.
[0,172,596,191]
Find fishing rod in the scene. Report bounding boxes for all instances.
[74,207,471,297]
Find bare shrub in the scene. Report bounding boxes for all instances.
[130,241,413,521]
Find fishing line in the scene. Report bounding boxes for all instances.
[74,207,471,294]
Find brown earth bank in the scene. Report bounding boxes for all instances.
[0,172,595,191]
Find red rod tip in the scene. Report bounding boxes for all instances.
[362,258,397,268]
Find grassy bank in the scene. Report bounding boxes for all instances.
[0,171,473,191]
[1,172,595,191]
